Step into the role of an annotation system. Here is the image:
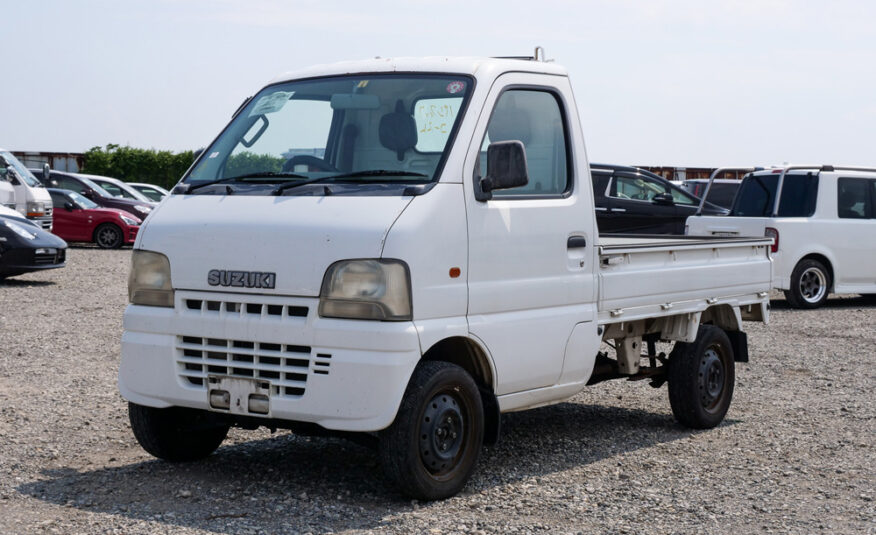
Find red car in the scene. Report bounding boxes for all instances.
[48,188,141,248]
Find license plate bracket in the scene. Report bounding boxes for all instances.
[207,376,271,416]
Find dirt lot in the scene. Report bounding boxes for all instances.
[0,247,873,535]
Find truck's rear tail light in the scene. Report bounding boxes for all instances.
[765,227,779,253]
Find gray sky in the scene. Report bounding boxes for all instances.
[3,0,875,167]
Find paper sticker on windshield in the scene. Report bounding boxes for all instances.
[446,81,465,94]
[249,91,294,116]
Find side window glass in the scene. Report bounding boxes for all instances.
[613,176,662,201]
[837,177,872,219]
[670,186,696,205]
[482,89,569,197]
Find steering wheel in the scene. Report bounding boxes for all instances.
[282,155,339,173]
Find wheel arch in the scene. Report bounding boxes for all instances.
[421,336,501,445]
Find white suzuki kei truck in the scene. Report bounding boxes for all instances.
[120,56,773,500]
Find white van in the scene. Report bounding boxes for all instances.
[687,165,876,308]
[0,150,53,230]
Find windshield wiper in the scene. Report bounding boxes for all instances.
[187,171,308,192]
[272,170,430,196]
[325,169,429,180]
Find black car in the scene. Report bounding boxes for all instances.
[0,212,67,280]
[30,169,154,220]
[590,164,728,234]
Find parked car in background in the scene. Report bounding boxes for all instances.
[30,169,154,220]
[82,174,156,204]
[682,179,741,210]
[47,188,141,249]
[687,165,876,308]
[127,182,169,202]
[0,208,66,280]
[590,163,727,234]
[0,172,15,209]
[1,150,53,230]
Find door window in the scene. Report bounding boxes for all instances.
[837,177,874,219]
[613,176,664,201]
[479,89,570,197]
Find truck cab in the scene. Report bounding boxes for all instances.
[120,56,771,500]
[0,150,53,231]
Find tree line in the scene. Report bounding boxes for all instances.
[81,144,196,190]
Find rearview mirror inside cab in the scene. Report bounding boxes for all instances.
[478,140,529,201]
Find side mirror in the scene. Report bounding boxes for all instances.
[42,163,51,180]
[477,140,529,201]
[652,192,675,206]
[64,201,74,211]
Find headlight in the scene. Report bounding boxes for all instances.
[26,201,46,217]
[133,205,152,215]
[3,220,36,240]
[128,250,174,307]
[120,215,140,226]
[319,259,411,321]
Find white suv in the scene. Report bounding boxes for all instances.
[686,165,876,308]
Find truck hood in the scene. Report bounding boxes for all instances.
[138,194,413,296]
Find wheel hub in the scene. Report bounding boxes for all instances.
[799,267,826,302]
[420,393,464,474]
[698,348,724,408]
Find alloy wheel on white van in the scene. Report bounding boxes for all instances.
[799,267,828,303]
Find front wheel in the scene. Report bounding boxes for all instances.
[667,325,735,429]
[784,259,830,309]
[94,223,124,249]
[379,361,484,500]
[128,403,229,462]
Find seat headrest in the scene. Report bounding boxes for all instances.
[379,100,418,161]
[488,103,532,146]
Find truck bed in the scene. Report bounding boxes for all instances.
[596,234,773,324]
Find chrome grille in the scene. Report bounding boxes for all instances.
[176,336,310,398]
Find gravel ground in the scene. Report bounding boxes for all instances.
[0,247,874,535]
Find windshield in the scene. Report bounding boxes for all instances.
[184,74,473,195]
[91,177,150,202]
[731,173,819,217]
[1,151,43,188]
[69,191,99,209]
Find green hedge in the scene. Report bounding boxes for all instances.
[81,144,195,190]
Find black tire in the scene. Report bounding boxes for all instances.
[379,361,484,500]
[94,223,124,249]
[128,402,229,462]
[784,259,830,309]
[667,325,735,429]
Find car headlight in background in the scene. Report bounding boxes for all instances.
[26,201,46,217]
[128,250,173,307]
[120,215,140,226]
[132,205,152,215]
[3,220,37,240]
[319,259,412,321]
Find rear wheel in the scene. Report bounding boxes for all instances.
[784,259,830,309]
[667,325,735,429]
[94,223,124,249]
[128,403,229,462]
[379,361,484,500]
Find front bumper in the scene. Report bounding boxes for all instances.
[0,243,66,276]
[119,290,422,432]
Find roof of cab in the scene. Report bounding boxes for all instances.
[267,56,569,85]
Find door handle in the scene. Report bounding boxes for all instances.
[567,236,587,249]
